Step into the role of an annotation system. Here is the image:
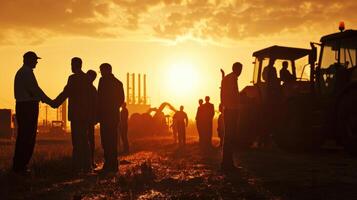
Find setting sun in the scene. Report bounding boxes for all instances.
[165,61,200,98]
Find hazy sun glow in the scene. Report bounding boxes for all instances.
[165,61,200,99]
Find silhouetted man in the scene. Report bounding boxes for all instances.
[279,61,295,83]
[220,62,242,171]
[201,96,214,148]
[173,106,188,147]
[195,99,204,145]
[119,102,129,154]
[98,63,124,173]
[53,57,92,172]
[87,70,98,167]
[262,58,280,101]
[13,51,52,174]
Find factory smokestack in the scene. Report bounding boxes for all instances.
[127,73,130,104]
[132,73,135,104]
[144,74,147,105]
[138,74,141,104]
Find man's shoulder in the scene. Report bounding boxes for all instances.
[223,72,236,80]
[114,77,123,85]
[16,66,31,75]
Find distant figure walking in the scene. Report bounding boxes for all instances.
[13,51,52,174]
[195,99,204,145]
[220,62,242,171]
[201,96,214,148]
[53,57,92,172]
[98,63,125,174]
[173,106,188,147]
[119,102,129,154]
[217,104,224,147]
[87,70,98,167]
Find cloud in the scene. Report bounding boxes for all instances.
[0,0,356,44]
[0,0,115,44]
[153,0,357,41]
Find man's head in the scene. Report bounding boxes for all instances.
[268,58,276,67]
[232,62,243,77]
[87,70,97,83]
[23,51,41,69]
[99,63,112,77]
[71,57,82,73]
[198,99,203,105]
[205,96,210,102]
[122,102,127,108]
[180,105,184,111]
[282,61,288,69]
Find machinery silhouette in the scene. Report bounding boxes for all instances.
[237,23,357,153]
[129,102,177,136]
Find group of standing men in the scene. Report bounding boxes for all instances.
[12,50,243,174]
[195,96,215,149]
[13,51,128,175]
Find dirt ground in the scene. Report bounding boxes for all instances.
[1,134,357,200]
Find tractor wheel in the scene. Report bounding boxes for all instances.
[337,90,357,155]
[274,99,324,152]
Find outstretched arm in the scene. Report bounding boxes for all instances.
[52,77,71,108]
[26,70,52,104]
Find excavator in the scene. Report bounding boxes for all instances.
[128,102,177,136]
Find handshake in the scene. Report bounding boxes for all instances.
[42,95,63,109]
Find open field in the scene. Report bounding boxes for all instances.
[1,133,357,199]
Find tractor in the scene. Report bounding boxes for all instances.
[239,24,357,153]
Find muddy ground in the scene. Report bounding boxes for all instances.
[1,135,357,200]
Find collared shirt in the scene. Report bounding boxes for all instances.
[14,65,47,102]
[221,72,239,109]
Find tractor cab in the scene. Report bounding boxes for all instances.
[244,45,316,104]
[317,27,357,97]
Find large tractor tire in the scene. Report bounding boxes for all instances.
[337,89,357,155]
[274,98,325,152]
[236,103,260,150]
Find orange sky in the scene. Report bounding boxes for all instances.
[0,0,356,119]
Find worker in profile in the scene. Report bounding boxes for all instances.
[119,102,129,154]
[220,62,242,171]
[263,59,279,85]
[87,69,98,168]
[262,58,280,101]
[13,51,53,175]
[279,61,295,83]
[53,57,92,172]
[201,96,215,148]
[97,63,125,174]
[195,99,204,146]
[173,105,188,147]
